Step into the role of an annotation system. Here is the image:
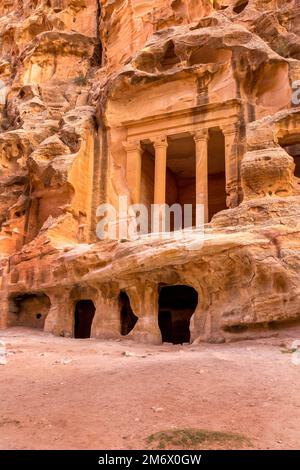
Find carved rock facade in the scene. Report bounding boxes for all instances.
[1,0,300,344]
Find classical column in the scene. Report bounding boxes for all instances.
[222,123,240,208]
[153,137,168,205]
[194,129,209,224]
[123,140,142,204]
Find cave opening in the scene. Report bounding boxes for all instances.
[233,0,248,14]
[74,300,96,339]
[119,291,138,336]
[279,137,300,179]
[160,41,180,69]
[158,285,198,344]
[93,0,103,67]
[10,293,51,329]
[279,140,300,178]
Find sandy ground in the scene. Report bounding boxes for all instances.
[0,327,300,450]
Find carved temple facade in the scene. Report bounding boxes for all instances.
[122,100,245,226]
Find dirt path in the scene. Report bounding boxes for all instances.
[0,327,299,450]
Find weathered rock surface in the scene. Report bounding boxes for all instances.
[1,0,300,344]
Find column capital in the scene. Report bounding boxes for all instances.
[222,122,238,136]
[123,140,141,152]
[193,128,209,142]
[153,136,168,149]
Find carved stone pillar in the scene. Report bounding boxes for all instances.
[91,293,121,340]
[123,140,142,204]
[0,294,9,329]
[44,288,72,337]
[127,282,162,345]
[223,123,240,208]
[194,129,209,223]
[153,137,168,205]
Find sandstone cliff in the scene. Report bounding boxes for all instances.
[1,0,300,344]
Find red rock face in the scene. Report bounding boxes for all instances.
[0,0,300,344]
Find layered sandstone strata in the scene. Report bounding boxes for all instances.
[0,0,300,344]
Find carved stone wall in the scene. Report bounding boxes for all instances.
[1,1,300,344]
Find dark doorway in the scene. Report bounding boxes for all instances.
[141,144,155,234]
[141,134,196,232]
[158,310,173,343]
[279,138,300,179]
[119,291,138,336]
[166,135,196,229]
[74,300,95,338]
[158,285,198,344]
[208,128,227,221]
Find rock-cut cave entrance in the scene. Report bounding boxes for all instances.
[74,300,96,339]
[119,291,138,336]
[278,136,300,179]
[9,293,51,329]
[158,285,198,344]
